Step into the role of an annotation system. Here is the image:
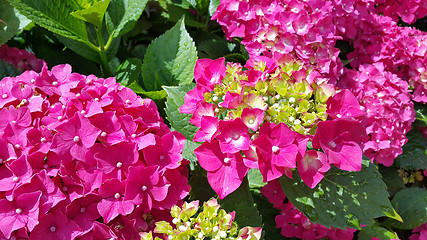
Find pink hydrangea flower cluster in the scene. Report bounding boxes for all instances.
[374,0,427,24]
[261,180,357,239]
[0,64,190,239]
[338,63,415,166]
[344,13,427,103]
[409,221,427,240]
[0,44,45,72]
[212,0,344,82]
[181,55,367,199]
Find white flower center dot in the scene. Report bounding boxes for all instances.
[73,136,80,142]
[52,81,58,86]
[2,94,7,99]
[11,120,16,124]
[272,146,280,153]
[131,134,136,138]
[50,226,56,232]
[329,141,337,148]
[41,137,47,143]
[125,99,131,104]
[224,158,231,164]
[12,177,19,182]
[15,208,22,214]
[116,162,123,168]
[159,155,165,160]
[101,132,107,137]
[248,118,255,124]
[141,185,148,191]
[114,193,121,199]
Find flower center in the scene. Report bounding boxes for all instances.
[50,226,56,232]
[223,157,231,164]
[329,141,337,148]
[272,146,280,154]
[232,132,240,140]
[141,185,148,191]
[114,193,121,199]
[73,136,80,142]
[116,162,123,168]
[80,207,86,213]
[15,208,22,214]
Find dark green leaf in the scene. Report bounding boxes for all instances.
[252,192,284,240]
[0,0,30,45]
[220,177,263,228]
[395,128,427,170]
[71,0,111,27]
[0,59,21,79]
[142,17,197,91]
[247,169,267,189]
[166,4,206,28]
[105,0,148,37]
[208,0,220,16]
[170,0,196,9]
[279,161,401,229]
[115,58,142,85]
[7,0,88,41]
[188,165,216,202]
[386,188,427,230]
[163,84,198,140]
[378,165,405,197]
[358,222,399,240]
[55,34,100,63]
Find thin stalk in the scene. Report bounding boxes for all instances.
[96,26,112,76]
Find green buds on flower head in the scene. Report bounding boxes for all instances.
[142,198,261,240]
[201,56,336,136]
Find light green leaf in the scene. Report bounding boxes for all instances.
[0,0,30,45]
[219,177,263,228]
[395,128,427,170]
[140,90,167,100]
[71,0,111,27]
[7,0,88,41]
[163,84,198,140]
[0,59,20,79]
[182,139,200,169]
[208,0,220,16]
[358,222,399,240]
[386,188,427,230]
[105,0,148,37]
[280,161,401,229]
[247,169,267,189]
[115,58,142,86]
[142,17,197,91]
[415,102,427,126]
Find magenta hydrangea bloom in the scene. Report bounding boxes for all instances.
[194,140,248,199]
[313,119,366,171]
[297,150,330,189]
[0,64,190,238]
[0,44,46,72]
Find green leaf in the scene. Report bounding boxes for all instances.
[142,17,197,91]
[140,90,167,100]
[182,139,200,170]
[247,169,267,189]
[188,165,216,202]
[378,165,405,197]
[163,84,198,140]
[0,59,21,79]
[166,4,206,28]
[252,192,284,240]
[115,58,142,86]
[208,0,220,16]
[395,128,427,170]
[415,102,427,126]
[220,177,263,228]
[386,188,427,230]
[358,222,399,240]
[7,0,88,41]
[0,0,30,45]
[105,0,148,37]
[279,161,401,229]
[71,0,111,27]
